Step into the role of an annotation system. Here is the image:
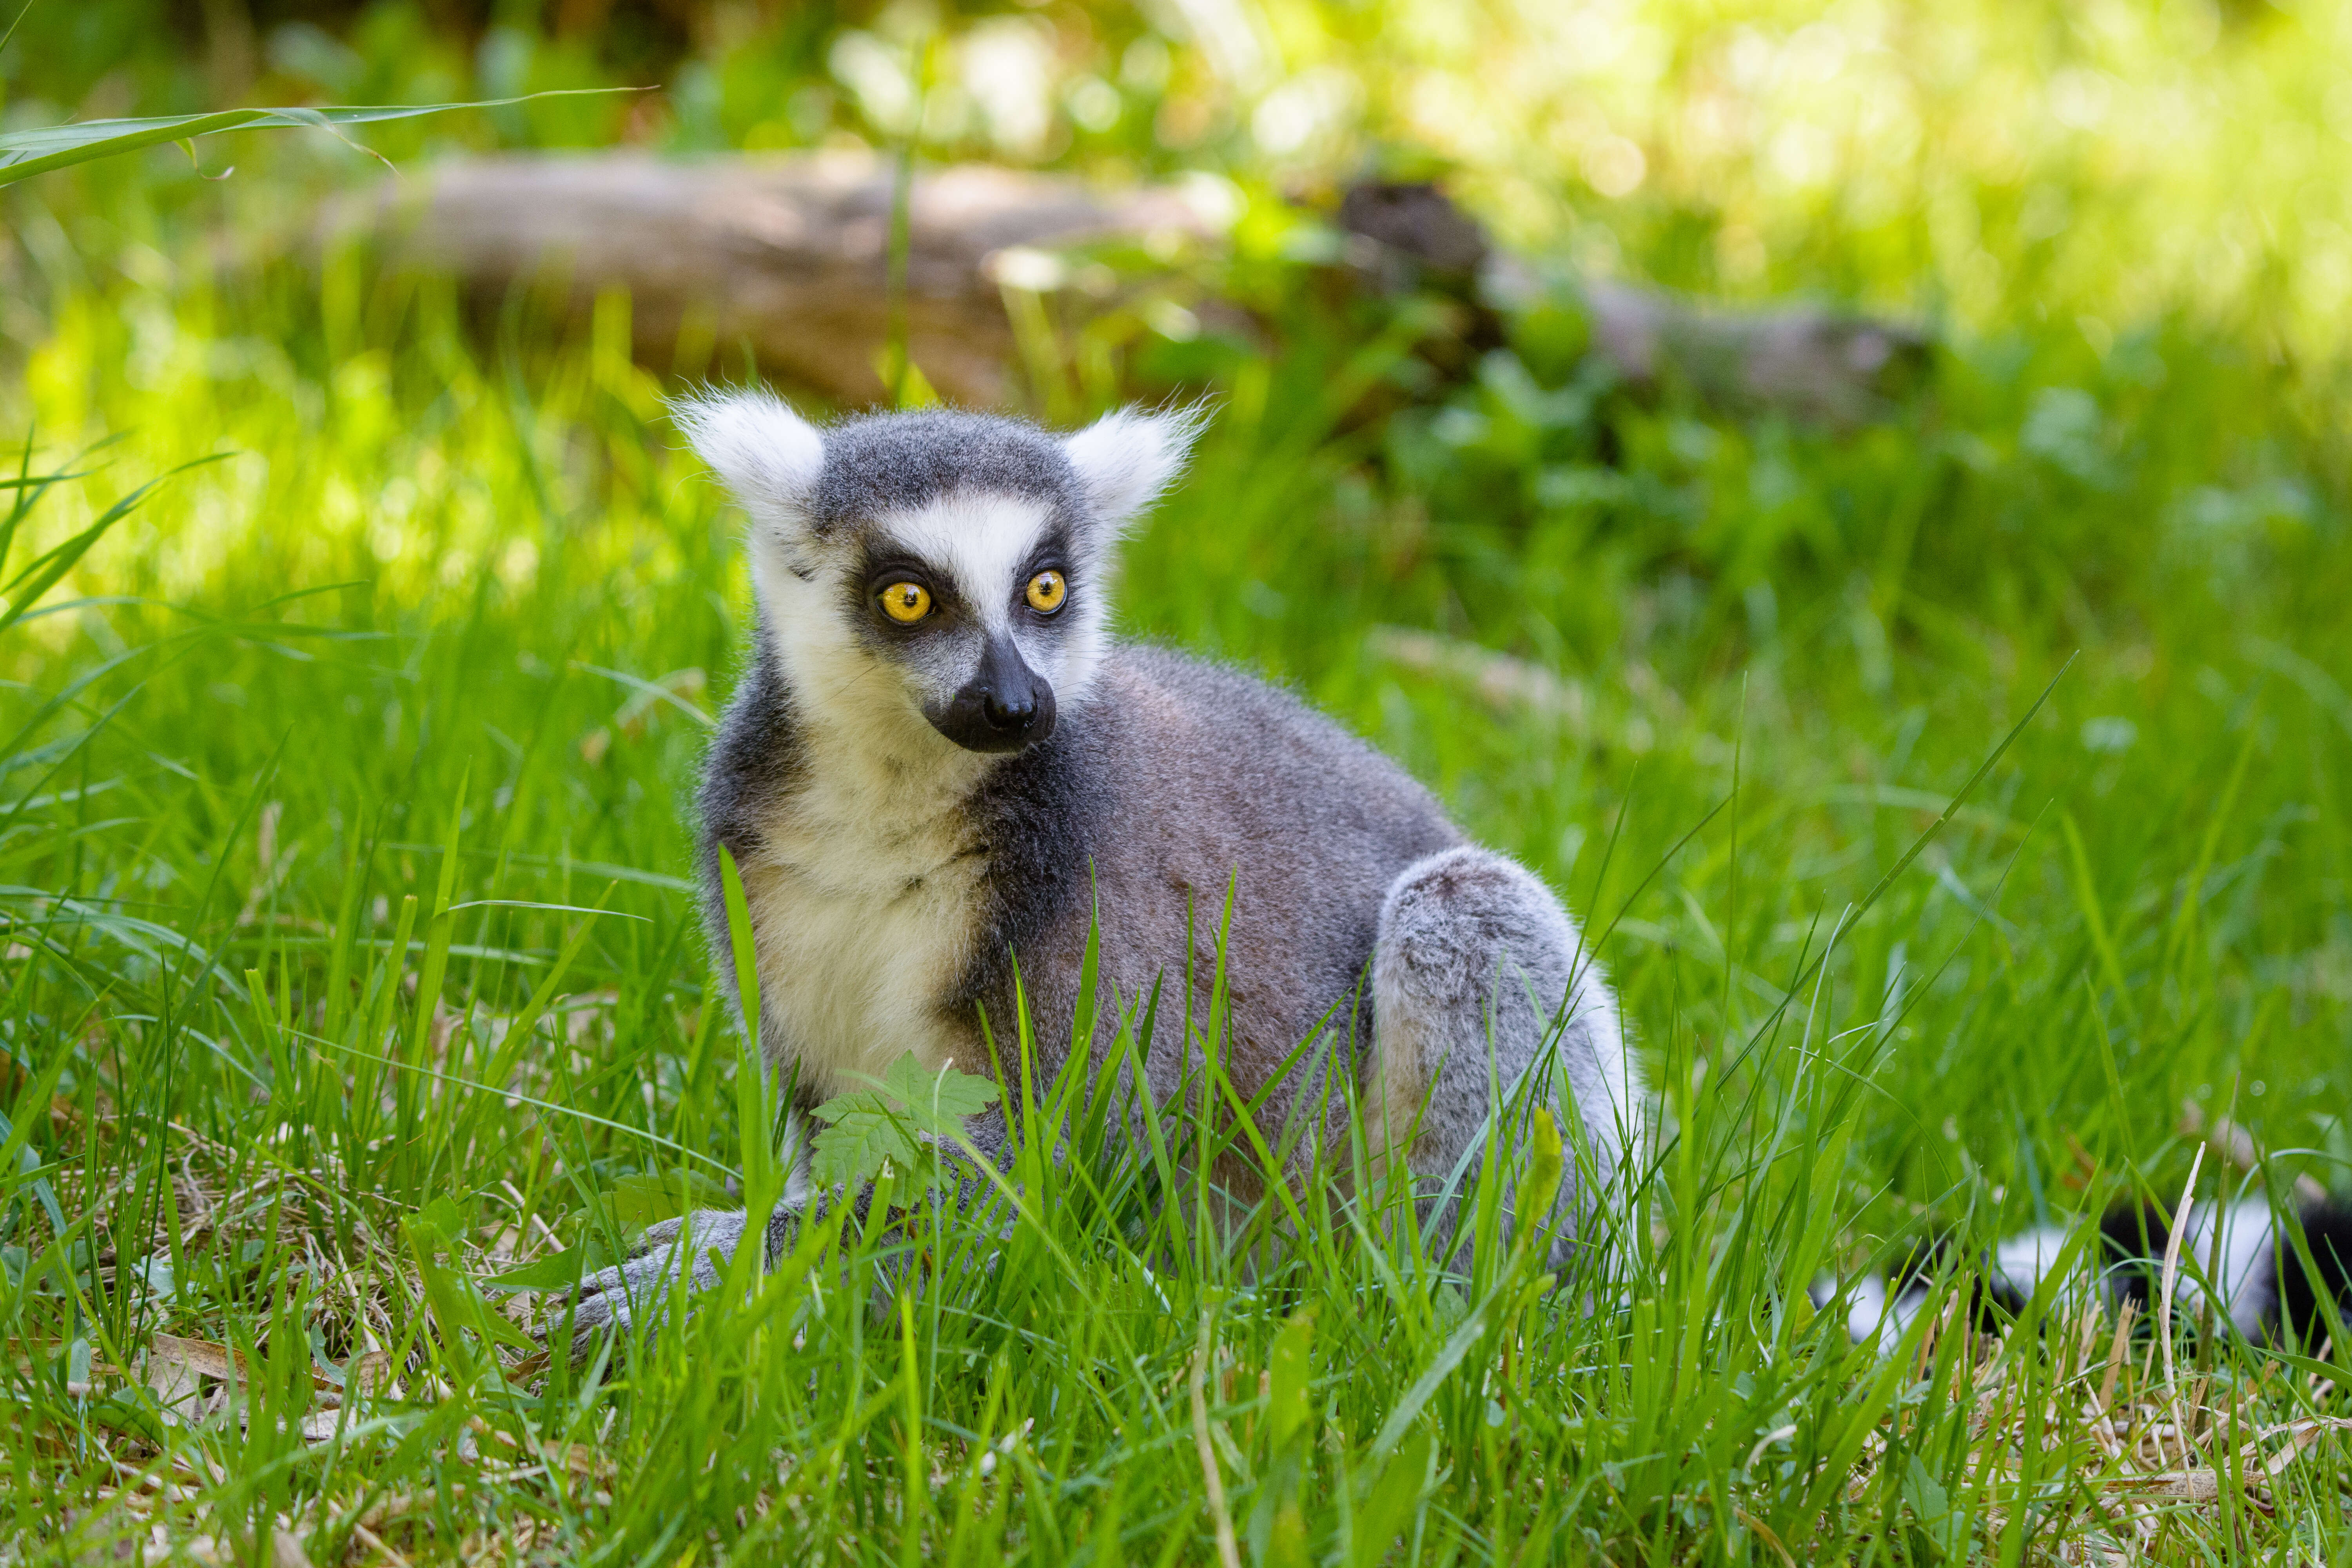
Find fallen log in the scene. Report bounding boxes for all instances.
[339,151,1927,420]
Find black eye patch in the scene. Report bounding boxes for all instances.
[1014,528,1076,613]
[1015,526,1073,580]
[852,548,966,632]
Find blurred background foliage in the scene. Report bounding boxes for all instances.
[14,0,2352,338]
[5,0,2348,662]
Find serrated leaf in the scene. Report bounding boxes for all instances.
[809,1105,924,1191]
[808,1053,998,1191]
[868,1052,1001,1128]
[814,1052,999,1136]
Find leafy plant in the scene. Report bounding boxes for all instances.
[810,1052,1002,1192]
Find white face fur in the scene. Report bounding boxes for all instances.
[673,391,1199,764]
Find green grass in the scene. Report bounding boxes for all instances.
[4,64,2352,1563]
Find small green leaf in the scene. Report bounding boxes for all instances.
[809,1105,924,1192]
[407,1195,466,1246]
[481,1234,619,1294]
[85,1388,170,1446]
[809,1053,998,1191]
[608,1169,737,1227]
[867,1052,1001,1129]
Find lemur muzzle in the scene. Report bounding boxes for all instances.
[935,633,1056,753]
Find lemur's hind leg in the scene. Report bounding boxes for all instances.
[1367,846,1643,1271]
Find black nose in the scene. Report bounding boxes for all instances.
[924,633,1058,754]
[982,688,1037,733]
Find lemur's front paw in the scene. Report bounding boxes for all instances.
[556,1209,752,1356]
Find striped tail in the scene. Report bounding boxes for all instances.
[1820,1195,2352,1354]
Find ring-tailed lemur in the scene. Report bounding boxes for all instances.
[1831,1192,2352,1354]
[564,392,1645,1340]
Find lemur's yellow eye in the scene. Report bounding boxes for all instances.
[1025,570,1067,614]
[880,581,932,623]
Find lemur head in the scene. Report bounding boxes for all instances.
[675,390,1200,756]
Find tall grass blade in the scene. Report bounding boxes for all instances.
[0,93,637,187]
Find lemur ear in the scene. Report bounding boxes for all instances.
[1063,405,1205,529]
[671,388,825,538]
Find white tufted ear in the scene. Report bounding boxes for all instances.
[670,388,826,539]
[1062,405,1205,529]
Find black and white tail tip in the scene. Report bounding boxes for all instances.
[1820,1195,2352,1354]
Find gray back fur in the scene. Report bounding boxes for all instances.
[955,645,1465,1147]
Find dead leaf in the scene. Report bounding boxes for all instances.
[147,1332,242,1383]
[2253,1416,2352,1478]
[2109,1469,2225,1503]
[142,1334,241,1425]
